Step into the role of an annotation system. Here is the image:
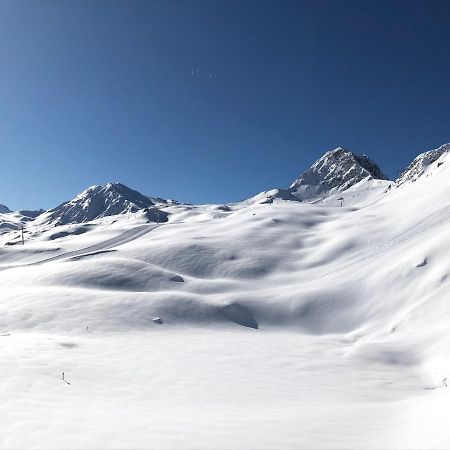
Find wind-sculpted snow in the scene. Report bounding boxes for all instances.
[1,146,450,448]
[0,210,32,234]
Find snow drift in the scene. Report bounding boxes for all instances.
[1,144,450,449]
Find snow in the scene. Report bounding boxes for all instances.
[35,182,168,226]
[289,147,388,201]
[1,146,450,448]
[396,143,450,185]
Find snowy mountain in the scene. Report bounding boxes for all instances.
[0,204,11,213]
[396,142,450,185]
[36,182,165,226]
[289,147,388,200]
[1,144,450,448]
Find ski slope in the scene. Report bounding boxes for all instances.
[0,224,156,270]
[1,150,449,449]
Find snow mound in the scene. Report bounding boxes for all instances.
[1,143,450,448]
[220,303,259,329]
[0,210,33,235]
[246,188,302,205]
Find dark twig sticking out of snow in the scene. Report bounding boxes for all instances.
[62,371,71,385]
[443,378,447,387]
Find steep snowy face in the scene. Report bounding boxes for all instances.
[396,143,450,185]
[0,204,11,214]
[39,182,157,226]
[289,147,388,200]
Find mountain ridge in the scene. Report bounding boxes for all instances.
[0,204,11,214]
[396,143,450,185]
[288,147,388,200]
[2,143,450,226]
[36,182,162,226]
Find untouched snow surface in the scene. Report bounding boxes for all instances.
[1,149,450,448]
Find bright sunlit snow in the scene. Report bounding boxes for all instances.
[1,146,450,449]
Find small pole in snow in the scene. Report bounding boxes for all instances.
[21,226,24,245]
[62,371,71,385]
[338,197,344,207]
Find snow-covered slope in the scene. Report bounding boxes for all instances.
[35,182,166,226]
[245,188,303,205]
[1,146,450,448]
[0,212,23,234]
[0,210,39,237]
[18,209,44,219]
[289,147,388,200]
[396,143,450,185]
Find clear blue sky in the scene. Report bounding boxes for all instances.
[1,0,449,209]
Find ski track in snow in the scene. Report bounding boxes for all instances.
[0,224,157,270]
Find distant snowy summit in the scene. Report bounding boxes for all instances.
[0,204,11,214]
[396,143,450,185]
[2,142,450,229]
[36,182,169,226]
[289,147,388,200]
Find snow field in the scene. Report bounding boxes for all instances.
[0,149,449,448]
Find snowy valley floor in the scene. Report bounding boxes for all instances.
[2,328,449,449]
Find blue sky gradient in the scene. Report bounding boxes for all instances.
[1,0,449,209]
